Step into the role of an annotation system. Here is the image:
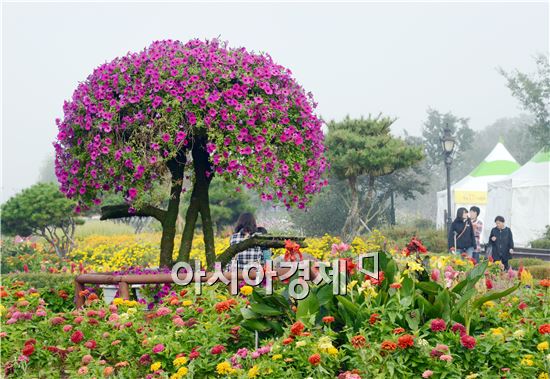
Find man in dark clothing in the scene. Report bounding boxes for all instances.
[447,207,476,257]
[488,215,514,270]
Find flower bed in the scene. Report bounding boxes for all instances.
[1,236,549,378]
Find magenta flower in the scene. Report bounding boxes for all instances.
[430,319,446,332]
[152,344,165,354]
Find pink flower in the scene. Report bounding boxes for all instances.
[518,302,527,310]
[152,344,165,353]
[50,316,65,325]
[422,371,434,378]
[81,354,93,365]
[211,345,225,355]
[430,318,446,332]
[128,188,138,200]
[451,323,466,336]
[430,269,440,281]
[70,330,84,344]
[439,354,453,361]
[156,307,171,316]
[63,325,73,332]
[84,340,97,349]
[77,366,89,375]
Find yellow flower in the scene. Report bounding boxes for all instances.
[177,367,188,376]
[272,354,282,360]
[513,330,525,339]
[113,298,124,306]
[537,341,549,351]
[498,312,509,320]
[465,374,479,379]
[240,286,253,296]
[127,307,137,315]
[173,356,188,366]
[347,280,358,291]
[216,361,235,375]
[521,355,534,366]
[296,341,307,347]
[318,336,333,350]
[30,292,40,297]
[491,327,505,336]
[327,347,339,356]
[520,269,534,287]
[407,261,424,273]
[182,300,193,307]
[539,373,549,379]
[150,362,161,371]
[483,301,495,309]
[248,365,259,378]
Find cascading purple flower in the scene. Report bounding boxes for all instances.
[54,38,328,211]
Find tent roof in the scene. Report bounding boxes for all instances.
[505,148,550,187]
[451,142,519,190]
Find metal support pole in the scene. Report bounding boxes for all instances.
[445,156,453,233]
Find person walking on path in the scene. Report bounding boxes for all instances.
[469,206,484,263]
[448,207,476,258]
[488,215,514,270]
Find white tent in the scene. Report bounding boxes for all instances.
[485,149,550,246]
[436,142,520,229]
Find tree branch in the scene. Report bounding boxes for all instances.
[100,204,166,223]
[217,237,307,267]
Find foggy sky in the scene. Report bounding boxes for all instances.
[2,1,548,202]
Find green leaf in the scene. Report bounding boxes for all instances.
[316,284,334,306]
[416,281,441,295]
[472,283,520,309]
[451,288,476,319]
[436,289,451,320]
[296,291,320,321]
[241,319,271,332]
[240,308,259,320]
[249,303,283,316]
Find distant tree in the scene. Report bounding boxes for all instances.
[325,115,424,242]
[499,54,550,148]
[0,183,82,257]
[421,108,474,173]
[38,155,57,183]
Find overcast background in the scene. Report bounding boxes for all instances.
[2,1,548,202]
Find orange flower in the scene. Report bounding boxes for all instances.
[308,353,321,366]
[103,367,114,376]
[390,283,402,289]
[290,321,305,336]
[351,335,367,349]
[539,324,550,335]
[381,341,397,351]
[0,290,8,298]
[539,279,550,287]
[397,334,414,349]
[214,299,237,313]
[282,337,294,345]
[322,316,335,324]
[393,327,405,334]
[115,361,129,368]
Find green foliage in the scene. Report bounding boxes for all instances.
[324,115,425,239]
[380,226,447,252]
[74,219,136,238]
[530,225,550,248]
[1,183,81,257]
[527,264,550,279]
[509,257,546,269]
[240,287,292,337]
[500,54,550,148]
[1,182,76,236]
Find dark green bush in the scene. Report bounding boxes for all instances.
[530,225,550,249]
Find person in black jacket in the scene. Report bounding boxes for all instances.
[488,215,514,270]
[447,207,476,257]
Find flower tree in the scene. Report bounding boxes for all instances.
[54,39,327,268]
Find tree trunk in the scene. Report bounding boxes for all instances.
[341,176,360,243]
[176,135,215,268]
[159,152,185,268]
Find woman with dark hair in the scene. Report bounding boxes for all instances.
[447,207,476,257]
[488,216,514,270]
[229,212,263,269]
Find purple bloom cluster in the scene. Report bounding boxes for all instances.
[54,39,328,212]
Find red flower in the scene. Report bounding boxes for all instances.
[322,316,335,324]
[290,321,305,336]
[369,271,385,285]
[539,279,550,287]
[518,302,527,310]
[539,324,550,334]
[430,319,446,332]
[22,344,35,356]
[404,237,428,256]
[351,335,366,349]
[23,264,29,273]
[308,353,321,366]
[369,313,380,325]
[58,290,68,300]
[282,337,294,345]
[460,334,476,349]
[24,339,36,346]
[210,345,225,355]
[390,283,402,289]
[189,349,200,360]
[284,240,302,262]
[70,330,84,344]
[380,340,397,351]
[485,278,493,290]
[393,327,405,334]
[451,323,466,336]
[84,340,97,350]
[397,334,414,349]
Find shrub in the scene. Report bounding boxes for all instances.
[509,258,546,269]
[527,264,550,279]
[380,226,447,252]
[530,225,550,248]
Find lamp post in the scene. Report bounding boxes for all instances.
[440,125,456,233]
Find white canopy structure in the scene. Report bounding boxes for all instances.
[485,149,550,246]
[436,142,520,229]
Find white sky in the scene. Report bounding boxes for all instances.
[2,1,548,202]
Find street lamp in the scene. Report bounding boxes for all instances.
[440,125,456,233]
